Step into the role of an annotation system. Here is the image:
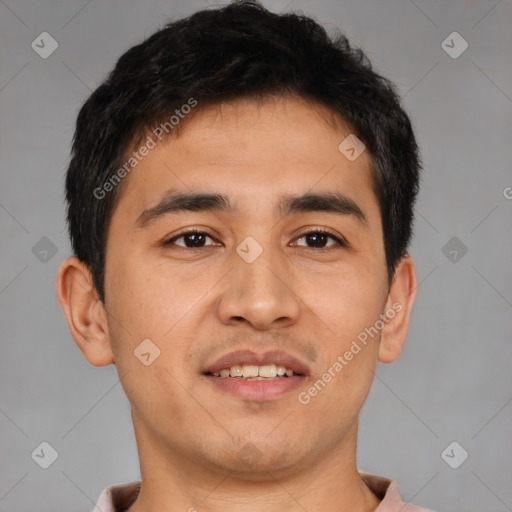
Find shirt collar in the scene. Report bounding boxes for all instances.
[92,473,434,512]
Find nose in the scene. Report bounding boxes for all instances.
[216,244,301,330]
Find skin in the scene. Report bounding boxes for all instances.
[57,95,417,512]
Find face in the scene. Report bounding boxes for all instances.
[100,95,393,477]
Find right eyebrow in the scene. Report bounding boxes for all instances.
[135,190,232,229]
[135,189,368,230]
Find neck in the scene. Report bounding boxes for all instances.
[127,414,380,512]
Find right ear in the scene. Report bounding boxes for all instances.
[56,257,114,366]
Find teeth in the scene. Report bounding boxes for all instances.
[259,364,277,378]
[242,365,259,378]
[212,364,297,378]
[230,365,243,377]
[276,366,286,376]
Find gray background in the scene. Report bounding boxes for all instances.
[1,0,511,511]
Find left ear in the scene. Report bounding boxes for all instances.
[378,254,417,363]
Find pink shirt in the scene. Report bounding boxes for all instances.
[91,473,436,511]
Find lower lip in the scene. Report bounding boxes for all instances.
[203,375,306,401]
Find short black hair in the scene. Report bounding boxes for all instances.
[65,0,421,304]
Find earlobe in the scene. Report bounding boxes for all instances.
[378,255,418,364]
[56,257,114,367]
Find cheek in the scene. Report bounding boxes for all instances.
[297,294,381,428]
[103,248,220,367]
[296,266,383,400]
[103,253,199,425]
[105,245,177,331]
[102,246,169,371]
[298,262,385,337]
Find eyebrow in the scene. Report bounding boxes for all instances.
[135,189,368,229]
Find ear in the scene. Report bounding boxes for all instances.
[56,256,114,367]
[378,255,417,364]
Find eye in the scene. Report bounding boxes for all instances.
[292,229,346,251]
[160,228,346,252]
[162,229,219,249]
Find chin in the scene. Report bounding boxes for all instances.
[204,433,311,478]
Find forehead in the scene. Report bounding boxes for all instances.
[114,95,377,222]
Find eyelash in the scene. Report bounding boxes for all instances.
[160,228,347,253]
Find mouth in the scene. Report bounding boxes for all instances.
[203,350,309,401]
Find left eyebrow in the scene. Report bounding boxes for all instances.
[277,192,368,228]
[135,189,368,229]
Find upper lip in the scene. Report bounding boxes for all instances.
[204,349,310,376]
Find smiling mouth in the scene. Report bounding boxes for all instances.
[206,363,302,380]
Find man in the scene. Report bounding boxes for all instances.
[56,1,435,510]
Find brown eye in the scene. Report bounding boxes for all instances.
[294,230,345,250]
[162,230,218,248]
